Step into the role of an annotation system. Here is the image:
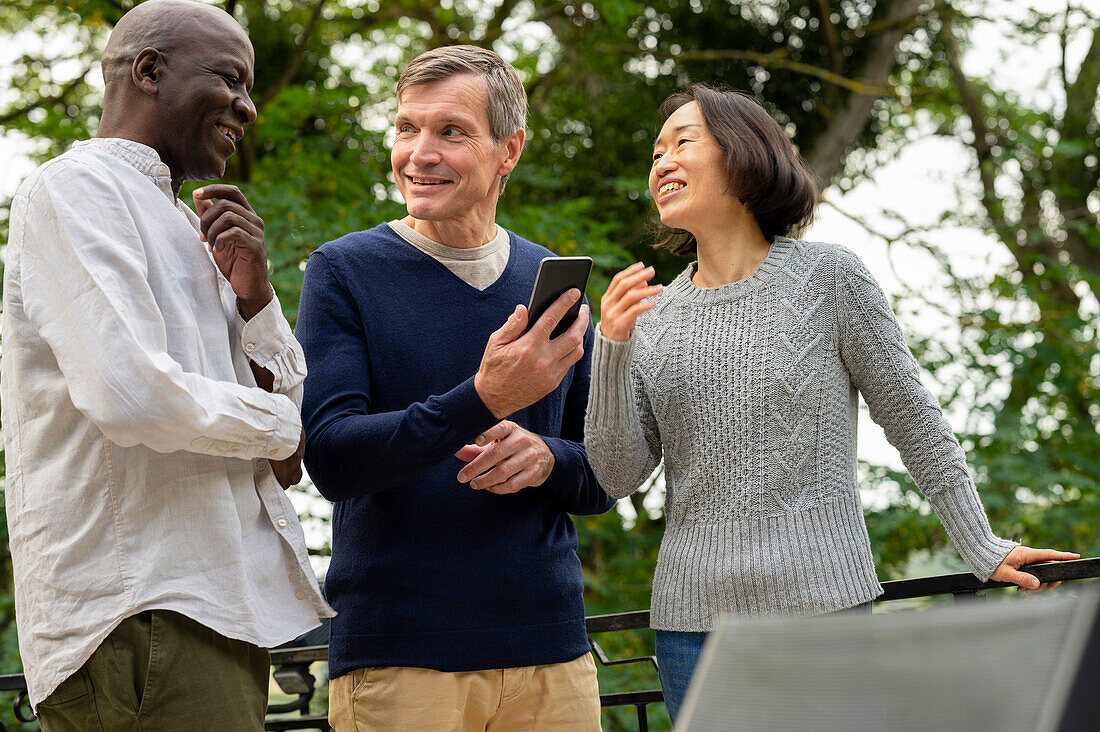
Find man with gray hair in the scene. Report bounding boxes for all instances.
[296,45,611,729]
[2,1,331,729]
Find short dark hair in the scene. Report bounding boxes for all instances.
[654,84,817,254]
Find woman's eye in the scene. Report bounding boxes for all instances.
[652,152,663,161]
[678,138,689,146]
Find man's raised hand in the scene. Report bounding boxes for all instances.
[474,288,589,419]
[194,184,272,320]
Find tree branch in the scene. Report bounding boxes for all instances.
[1055,21,1100,276]
[0,64,93,126]
[941,14,1013,242]
[805,0,925,187]
[598,45,892,95]
[481,0,522,46]
[809,0,845,77]
[687,48,895,95]
[256,0,327,112]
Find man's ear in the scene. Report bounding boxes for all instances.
[496,128,525,178]
[131,47,164,96]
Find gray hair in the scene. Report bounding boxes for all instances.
[397,45,527,192]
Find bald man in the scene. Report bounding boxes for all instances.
[1,1,331,728]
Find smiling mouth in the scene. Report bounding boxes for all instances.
[215,124,240,145]
[658,181,684,196]
[408,176,453,186]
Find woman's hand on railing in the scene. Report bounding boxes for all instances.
[990,546,1081,592]
[598,262,663,342]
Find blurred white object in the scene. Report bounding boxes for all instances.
[680,591,1100,732]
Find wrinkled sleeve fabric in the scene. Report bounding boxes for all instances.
[585,328,663,499]
[539,318,616,516]
[835,246,1016,581]
[18,161,301,460]
[297,251,500,501]
[235,294,307,407]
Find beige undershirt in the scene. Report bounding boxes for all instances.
[389,219,510,291]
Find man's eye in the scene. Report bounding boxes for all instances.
[443,128,461,137]
[222,74,238,87]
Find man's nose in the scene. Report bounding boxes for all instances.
[235,92,258,126]
[409,135,442,166]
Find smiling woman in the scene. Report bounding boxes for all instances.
[584,83,1079,722]
[650,85,816,256]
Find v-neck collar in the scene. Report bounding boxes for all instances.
[381,222,517,299]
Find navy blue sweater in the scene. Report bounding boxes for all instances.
[297,224,615,678]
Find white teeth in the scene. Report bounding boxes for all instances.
[411,177,447,185]
[659,182,684,195]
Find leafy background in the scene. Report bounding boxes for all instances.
[1,1,1097,729]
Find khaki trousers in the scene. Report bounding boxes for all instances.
[329,652,602,731]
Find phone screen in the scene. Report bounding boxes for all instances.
[525,256,594,339]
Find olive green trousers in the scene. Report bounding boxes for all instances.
[36,609,269,732]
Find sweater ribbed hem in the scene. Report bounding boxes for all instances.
[650,494,883,631]
[328,617,592,678]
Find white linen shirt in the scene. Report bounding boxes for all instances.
[1,138,333,707]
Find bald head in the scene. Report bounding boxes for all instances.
[102,0,248,97]
[96,0,258,194]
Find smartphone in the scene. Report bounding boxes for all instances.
[525,256,594,339]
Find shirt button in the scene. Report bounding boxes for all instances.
[289,573,297,582]
[245,342,256,353]
[255,461,267,474]
[277,518,288,528]
[155,164,168,176]
[296,591,305,600]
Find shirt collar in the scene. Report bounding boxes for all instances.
[72,138,174,189]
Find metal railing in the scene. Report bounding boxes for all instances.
[0,557,1097,731]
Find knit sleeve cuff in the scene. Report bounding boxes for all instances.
[589,328,638,428]
[442,375,502,438]
[926,481,1018,581]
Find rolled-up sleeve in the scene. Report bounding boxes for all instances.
[235,294,307,407]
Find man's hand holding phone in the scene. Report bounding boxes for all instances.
[474,289,589,419]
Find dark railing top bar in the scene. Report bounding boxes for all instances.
[878,556,1100,601]
[269,644,328,666]
[586,609,651,634]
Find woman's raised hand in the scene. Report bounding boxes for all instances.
[599,262,663,342]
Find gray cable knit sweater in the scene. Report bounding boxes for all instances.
[585,238,1017,631]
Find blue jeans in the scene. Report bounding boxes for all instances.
[655,603,873,725]
[654,629,707,724]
